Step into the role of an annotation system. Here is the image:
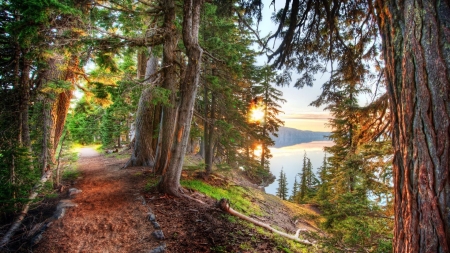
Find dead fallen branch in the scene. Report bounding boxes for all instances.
[217,198,314,246]
[0,170,52,247]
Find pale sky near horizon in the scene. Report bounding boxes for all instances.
[254,1,332,132]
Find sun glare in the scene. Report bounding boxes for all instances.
[253,144,262,157]
[249,97,265,124]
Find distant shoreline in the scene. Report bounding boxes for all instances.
[270,126,330,148]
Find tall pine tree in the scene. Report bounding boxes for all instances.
[276,168,288,200]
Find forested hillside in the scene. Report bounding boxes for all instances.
[270,127,329,148]
[0,0,449,252]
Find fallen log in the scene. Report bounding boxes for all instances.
[217,198,314,246]
[0,170,52,247]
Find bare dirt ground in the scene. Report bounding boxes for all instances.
[34,147,159,252]
[29,148,295,253]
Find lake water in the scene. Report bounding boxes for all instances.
[265,140,334,196]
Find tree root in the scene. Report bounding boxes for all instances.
[217,198,314,246]
[0,170,52,247]
[183,193,206,205]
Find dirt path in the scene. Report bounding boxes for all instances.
[32,148,310,253]
[35,148,160,253]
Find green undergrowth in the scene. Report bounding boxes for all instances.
[104,152,129,159]
[181,179,262,216]
[62,168,81,181]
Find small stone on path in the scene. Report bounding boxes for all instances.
[149,243,166,253]
[68,188,82,197]
[57,199,78,209]
[52,207,66,220]
[152,230,165,240]
[152,221,161,229]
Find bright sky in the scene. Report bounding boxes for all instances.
[254,1,331,132]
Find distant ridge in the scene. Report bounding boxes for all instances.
[270,126,329,148]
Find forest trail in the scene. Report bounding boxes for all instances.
[31,148,318,252]
[35,148,160,252]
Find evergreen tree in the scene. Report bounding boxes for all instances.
[66,98,103,145]
[252,64,286,170]
[299,154,307,202]
[316,153,330,202]
[290,176,299,202]
[0,0,82,214]
[276,168,288,200]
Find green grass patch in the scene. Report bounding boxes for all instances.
[62,168,81,181]
[145,176,160,191]
[223,214,237,223]
[67,151,79,163]
[181,179,262,215]
[104,152,129,159]
[183,162,205,171]
[45,193,59,199]
[239,242,252,251]
[210,245,227,253]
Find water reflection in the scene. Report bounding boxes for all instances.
[265,141,334,196]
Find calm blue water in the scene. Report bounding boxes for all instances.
[265,141,334,196]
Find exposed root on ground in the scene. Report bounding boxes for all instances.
[217,198,314,246]
[183,193,206,205]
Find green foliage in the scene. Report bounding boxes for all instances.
[150,87,171,106]
[319,191,393,252]
[290,177,299,202]
[67,98,103,145]
[62,168,80,181]
[252,64,286,170]
[4,0,78,48]
[181,179,261,215]
[276,168,288,200]
[0,146,40,216]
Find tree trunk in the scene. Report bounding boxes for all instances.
[376,0,450,252]
[19,52,31,148]
[55,130,67,186]
[154,0,179,175]
[158,0,203,196]
[41,97,52,175]
[39,55,76,175]
[52,89,73,150]
[124,56,158,168]
[261,87,268,168]
[152,104,162,154]
[205,92,215,175]
[137,49,148,80]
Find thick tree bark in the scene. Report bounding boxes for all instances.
[52,90,72,150]
[154,0,179,175]
[152,105,162,152]
[158,0,203,195]
[137,49,148,80]
[124,56,158,168]
[376,0,450,252]
[39,55,76,175]
[39,56,65,173]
